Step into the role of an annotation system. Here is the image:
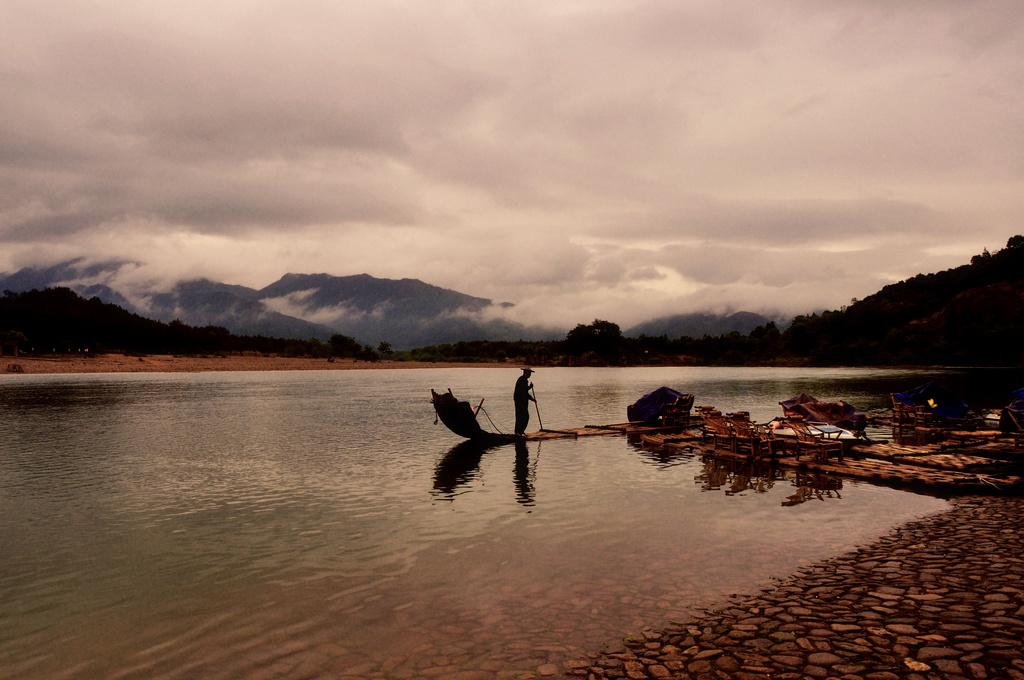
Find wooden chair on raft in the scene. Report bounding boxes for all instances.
[1001,408,1024,450]
[892,395,931,428]
[700,410,736,452]
[728,414,782,460]
[786,416,844,463]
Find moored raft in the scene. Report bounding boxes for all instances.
[637,425,1024,494]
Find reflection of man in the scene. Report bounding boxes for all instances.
[513,367,536,435]
[513,439,535,506]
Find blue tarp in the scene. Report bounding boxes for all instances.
[627,386,693,424]
[892,382,968,420]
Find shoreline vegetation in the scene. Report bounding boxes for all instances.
[1,353,512,375]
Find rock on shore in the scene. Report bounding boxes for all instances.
[559,496,1024,680]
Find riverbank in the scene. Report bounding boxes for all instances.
[1,353,510,374]
[553,495,1024,680]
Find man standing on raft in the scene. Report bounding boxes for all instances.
[513,368,536,435]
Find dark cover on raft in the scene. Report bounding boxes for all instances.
[431,390,487,439]
[892,382,968,420]
[779,393,867,431]
[627,386,694,424]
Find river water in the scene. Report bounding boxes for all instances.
[0,366,1015,678]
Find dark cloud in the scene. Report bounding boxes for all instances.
[1,0,1021,327]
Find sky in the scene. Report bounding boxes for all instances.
[2,1,1022,330]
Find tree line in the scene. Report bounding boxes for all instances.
[0,287,378,361]
[3,236,1022,367]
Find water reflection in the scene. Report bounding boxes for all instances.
[631,434,698,469]
[692,458,846,506]
[782,471,844,506]
[432,440,494,498]
[0,381,129,412]
[431,439,537,506]
[696,458,782,495]
[513,439,536,507]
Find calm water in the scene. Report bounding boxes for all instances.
[0,366,1014,678]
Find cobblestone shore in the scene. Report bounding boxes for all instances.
[554,495,1024,680]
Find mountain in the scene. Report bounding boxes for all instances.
[0,259,784,349]
[0,262,553,348]
[0,258,138,310]
[255,273,548,348]
[626,311,778,339]
[144,279,339,341]
[773,236,1024,366]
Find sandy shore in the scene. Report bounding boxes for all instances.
[1,353,510,374]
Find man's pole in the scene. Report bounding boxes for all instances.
[531,386,544,430]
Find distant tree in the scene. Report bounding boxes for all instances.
[563,319,626,364]
[971,248,992,265]
[330,334,363,358]
[377,341,393,358]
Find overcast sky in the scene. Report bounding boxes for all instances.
[2,1,1022,328]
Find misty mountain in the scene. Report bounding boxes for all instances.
[0,258,138,310]
[0,258,125,291]
[144,279,339,341]
[0,262,551,348]
[1,259,769,348]
[0,260,335,343]
[626,311,778,339]
[255,273,549,349]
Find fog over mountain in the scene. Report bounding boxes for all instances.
[0,259,771,348]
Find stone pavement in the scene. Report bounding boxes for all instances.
[554,495,1024,680]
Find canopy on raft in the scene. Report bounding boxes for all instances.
[779,393,867,431]
[431,389,493,440]
[627,386,694,424]
[892,382,968,420]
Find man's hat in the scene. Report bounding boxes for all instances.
[521,367,534,374]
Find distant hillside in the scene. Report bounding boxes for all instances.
[255,273,550,348]
[0,287,300,356]
[626,311,778,339]
[773,235,1024,367]
[0,263,553,348]
[144,278,338,342]
[0,258,138,310]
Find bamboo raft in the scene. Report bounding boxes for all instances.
[523,422,693,440]
[637,428,1024,495]
[431,388,694,443]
